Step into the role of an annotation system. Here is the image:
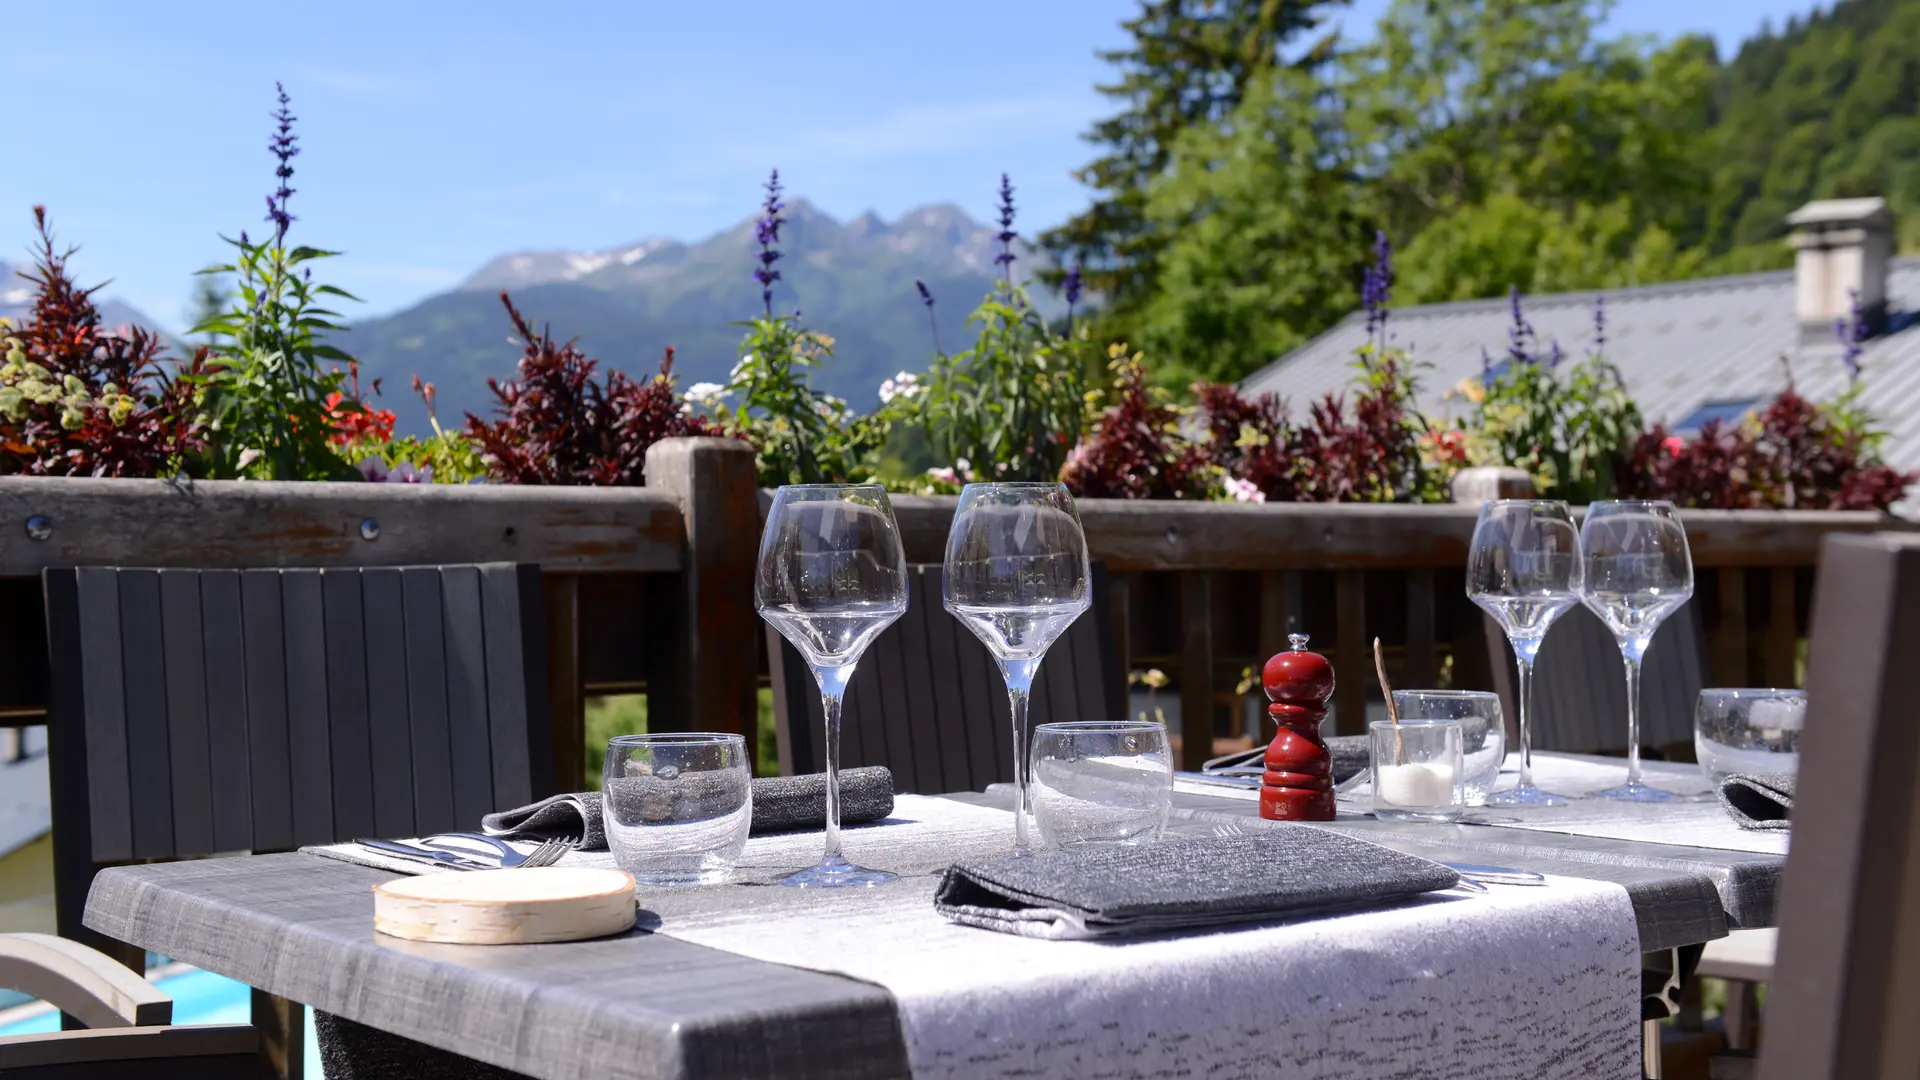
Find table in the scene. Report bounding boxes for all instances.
[84,756,1782,1080]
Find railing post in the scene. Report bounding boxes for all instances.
[644,438,760,760]
[1179,571,1214,772]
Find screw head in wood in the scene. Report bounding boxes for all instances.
[24,515,50,541]
[360,517,381,541]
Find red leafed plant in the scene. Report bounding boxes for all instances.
[1194,381,1297,501]
[0,207,203,476]
[324,363,394,446]
[1624,378,1914,511]
[465,291,716,485]
[1060,344,1211,499]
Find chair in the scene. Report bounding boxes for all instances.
[770,562,1121,792]
[1487,600,1707,754]
[1754,532,1920,1080]
[42,564,553,1077]
[0,932,264,1078]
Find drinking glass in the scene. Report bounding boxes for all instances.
[756,484,909,887]
[944,482,1092,857]
[1030,721,1172,848]
[1580,500,1694,802]
[1695,688,1804,788]
[1369,720,1465,822]
[1390,690,1505,806]
[602,733,752,885]
[1467,500,1582,807]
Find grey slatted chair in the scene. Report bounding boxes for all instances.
[770,562,1120,791]
[0,932,264,1078]
[42,564,552,1077]
[1499,600,1707,754]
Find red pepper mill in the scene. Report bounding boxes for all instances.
[1260,633,1336,821]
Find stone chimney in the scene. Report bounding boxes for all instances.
[1787,197,1892,334]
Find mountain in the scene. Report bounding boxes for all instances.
[0,260,177,348]
[345,200,1065,436]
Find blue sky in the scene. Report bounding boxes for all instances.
[3,1,1824,330]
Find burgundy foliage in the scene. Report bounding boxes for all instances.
[1624,385,1914,511]
[465,291,716,485]
[1060,353,1209,500]
[1194,381,1298,500]
[1,207,202,477]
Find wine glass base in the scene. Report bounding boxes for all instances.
[1487,784,1569,808]
[778,861,897,889]
[1590,780,1680,803]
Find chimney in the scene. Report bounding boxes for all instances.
[1787,197,1892,334]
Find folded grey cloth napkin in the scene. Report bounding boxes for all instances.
[1200,736,1369,783]
[934,827,1461,940]
[1718,773,1793,831]
[481,767,895,849]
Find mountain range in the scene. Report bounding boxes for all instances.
[345,199,1065,436]
[0,261,174,350]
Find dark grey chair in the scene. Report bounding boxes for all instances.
[42,564,552,1076]
[1492,600,1707,754]
[770,562,1121,792]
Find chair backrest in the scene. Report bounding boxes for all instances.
[770,562,1120,794]
[1760,533,1920,1080]
[1486,600,1707,754]
[43,564,553,872]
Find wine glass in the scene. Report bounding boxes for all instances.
[755,484,909,887]
[1466,500,1582,807]
[944,483,1092,857]
[1580,500,1694,802]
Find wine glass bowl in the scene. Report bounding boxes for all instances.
[1466,500,1582,807]
[1580,500,1694,802]
[756,484,909,887]
[944,483,1092,856]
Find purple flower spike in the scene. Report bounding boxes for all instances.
[1361,230,1394,347]
[264,82,299,243]
[752,169,785,316]
[1507,285,1535,364]
[1837,288,1868,382]
[915,279,942,355]
[1548,339,1562,369]
[916,279,934,307]
[1064,265,1083,315]
[1591,294,1607,355]
[994,173,1017,274]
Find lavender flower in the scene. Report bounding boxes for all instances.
[1361,231,1394,347]
[1507,285,1535,365]
[1836,288,1868,382]
[1064,264,1083,320]
[915,278,943,354]
[753,169,785,316]
[265,82,299,244]
[1591,294,1607,355]
[1548,339,1562,370]
[994,173,1017,276]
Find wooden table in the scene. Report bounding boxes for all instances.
[84,771,1783,1080]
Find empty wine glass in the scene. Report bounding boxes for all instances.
[756,484,909,887]
[944,483,1092,857]
[1467,500,1582,807]
[1581,500,1694,802]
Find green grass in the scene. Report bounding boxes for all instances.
[583,689,780,789]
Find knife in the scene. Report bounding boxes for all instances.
[1440,861,1546,886]
[354,838,496,871]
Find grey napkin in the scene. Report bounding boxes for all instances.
[1199,736,1369,783]
[481,767,895,849]
[1718,773,1793,831]
[934,827,1461,940]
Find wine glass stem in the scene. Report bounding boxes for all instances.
[1622,652,1643,789]
[999,656,1043,856]
[1515,655,1536,791]
[812,663,855,868]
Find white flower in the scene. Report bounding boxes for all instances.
[729,356,752,380]
[1223,476,1266,503]
[878,370,923,404]
[954,457,971,478]
[926,466,959,486]
[684,382,729,405]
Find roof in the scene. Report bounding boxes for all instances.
[1240,257,1920,514]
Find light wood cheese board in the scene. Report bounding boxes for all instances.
[373,867,636,944]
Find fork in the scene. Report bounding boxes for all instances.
[422,833,571,869]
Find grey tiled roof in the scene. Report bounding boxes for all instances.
[1241,257,1920,513]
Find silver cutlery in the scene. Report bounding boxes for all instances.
[422,832,568,868]
[355,836,570,871]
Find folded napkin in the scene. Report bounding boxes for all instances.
[1199,735,1369,783]
[1718,773,1793,831]
[934,826,1460,940]
[482,767,895,849]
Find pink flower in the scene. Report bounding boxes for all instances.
[1224,475,1266,503]
[1662,436,1685,457]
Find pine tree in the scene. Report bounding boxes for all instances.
[1037,0,1341,317]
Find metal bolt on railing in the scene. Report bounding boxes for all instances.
[25,515,51,541]
[359,517,381,541]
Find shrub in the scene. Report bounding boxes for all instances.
[1061,344,1212,499]
[341,376,486,484]
[465,292,712,485]
[0,207,202,477]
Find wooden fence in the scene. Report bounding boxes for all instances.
[0,436,1900,785]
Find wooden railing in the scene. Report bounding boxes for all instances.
[0,437,1901,785]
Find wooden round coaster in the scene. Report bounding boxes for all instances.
[373,867,636,944]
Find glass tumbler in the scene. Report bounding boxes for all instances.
[1030,721,1172,848]
[1391,690,1506,806]
[1694,688,1805,788]
[1369,719,1465,823]
[602,733,752,885]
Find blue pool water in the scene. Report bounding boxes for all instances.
[0,969,322,1074]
